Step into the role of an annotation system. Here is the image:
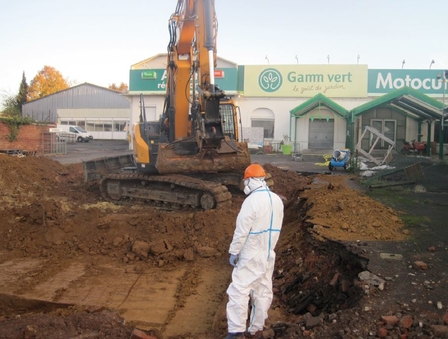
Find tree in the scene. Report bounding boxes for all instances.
[16,71,29,113]
[0,91,21,117]
[0,72,28,117]
[109,82,128,92]
[27,66,69,101]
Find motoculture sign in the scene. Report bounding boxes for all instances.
[368,69,447,96]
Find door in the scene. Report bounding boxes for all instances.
[308,119,334,149]
[371,119,396,149]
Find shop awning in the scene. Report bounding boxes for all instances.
[289,93,348,118]
[350,87,444,122]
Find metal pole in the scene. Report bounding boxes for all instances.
[439,73,446,160]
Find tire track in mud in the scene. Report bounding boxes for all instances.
[162,258,232,337]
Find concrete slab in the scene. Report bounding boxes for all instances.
[0,258,185,331]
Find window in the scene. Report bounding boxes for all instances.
[103,122,113,132]
[220,104,236,140]
[85,121,111,131]
[250,108,275,139]
[75,126,87,133]
[77,121,86,130]
[60,121,76,126]
[371,119,396,149]
[251,120,274,139]
[113,121,128,132]
[86,121,95,132]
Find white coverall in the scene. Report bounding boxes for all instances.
[226,179,284,335]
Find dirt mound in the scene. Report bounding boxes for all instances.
[0,154,414,339]
[264,163,407,242]
[0,154,83,195]
[300,174,406,241]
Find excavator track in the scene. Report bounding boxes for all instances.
[99,173,232,210]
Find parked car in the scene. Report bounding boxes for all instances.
[56,125,93,143]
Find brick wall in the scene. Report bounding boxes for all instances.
[0,122,54,154]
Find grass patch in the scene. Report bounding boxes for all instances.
[399,214,430,227]
[366,188,417,206]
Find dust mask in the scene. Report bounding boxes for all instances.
[243,177,266,195]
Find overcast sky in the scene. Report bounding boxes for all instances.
[1,0,447,97]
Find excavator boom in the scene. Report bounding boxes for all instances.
[83,0,251,210]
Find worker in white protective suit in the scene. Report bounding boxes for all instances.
[224,164,284,339]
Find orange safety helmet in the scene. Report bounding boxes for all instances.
[244,164,266,179]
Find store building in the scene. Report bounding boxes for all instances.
[128,55,446,155]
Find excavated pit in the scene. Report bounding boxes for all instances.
[276,234,367,314]
[0,156,408,338]
[272,182,368,320]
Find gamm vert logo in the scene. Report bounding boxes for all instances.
[258,68,282,93]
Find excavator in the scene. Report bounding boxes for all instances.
[83,0,252,210]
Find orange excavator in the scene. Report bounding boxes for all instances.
[83,0,251,210]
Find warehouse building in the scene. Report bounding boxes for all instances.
[22,83,131,140]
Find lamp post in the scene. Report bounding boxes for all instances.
[437,71,447,159]
[430,60,435,69]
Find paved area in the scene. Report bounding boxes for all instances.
[49,140,132,164]
[49,140,334,174]
[252,153,333,174]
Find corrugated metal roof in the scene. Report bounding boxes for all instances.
[22,83,130,123]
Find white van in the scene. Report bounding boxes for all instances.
[56,125,94,143]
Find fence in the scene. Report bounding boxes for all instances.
[261,140,301,156]
[41,133,67,155]
[353,150,448,193]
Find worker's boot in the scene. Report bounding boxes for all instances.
[224,332,245,339]
[245,330,264,338]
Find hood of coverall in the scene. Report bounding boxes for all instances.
[243,177,267,195]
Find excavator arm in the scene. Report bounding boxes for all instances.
[83,0,252,211]
[163,0,227,150]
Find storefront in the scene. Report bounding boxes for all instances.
[127,55,446,155]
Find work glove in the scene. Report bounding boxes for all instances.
[229,254,239,267]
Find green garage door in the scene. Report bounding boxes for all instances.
[308,119,334,149]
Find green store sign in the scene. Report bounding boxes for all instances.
[368,70,447,95]
[129,68,238,92]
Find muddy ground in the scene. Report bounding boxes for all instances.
[0,151,447,339]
